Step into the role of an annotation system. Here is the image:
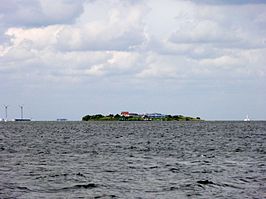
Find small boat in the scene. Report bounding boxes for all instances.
[244,115,250,121]
[14,118,31,121]
[57,118,67,121]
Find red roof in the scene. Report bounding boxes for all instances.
[121,112,129,116]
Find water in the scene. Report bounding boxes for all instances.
[0,121,265,199]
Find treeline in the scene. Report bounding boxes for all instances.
[82,114,201,121]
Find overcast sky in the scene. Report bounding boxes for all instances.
[0,0,266,121]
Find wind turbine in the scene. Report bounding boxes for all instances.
[19,105,24,119]
[3,105,8,121]
[14,105,31,121]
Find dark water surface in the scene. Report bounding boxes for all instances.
[0,121,265,198]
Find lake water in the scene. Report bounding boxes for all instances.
[0,121,265,198]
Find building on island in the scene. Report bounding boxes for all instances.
[121,112,129,117]
[129,113,139,117]
[144,113,165,119]
[120,112,140,117]
[57,118,68,121]
[121,111,166,119]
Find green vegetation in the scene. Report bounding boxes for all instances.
[82,114,202,121]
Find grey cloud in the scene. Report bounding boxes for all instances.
[169,31,236,44]
[168,31,264,50]
[191,0,266,5]
[57,30,145,52]
[167,3,266,51]
[144,37,220,60]
[0,0,85,27]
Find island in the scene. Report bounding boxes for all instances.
[82,112,202,121]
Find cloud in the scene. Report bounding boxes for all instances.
[5,26,61,50]
[56,1,148,51]
[56,23,145,51]
[0,0,85,27]
[0,0,265,120]
[169,20,236,44]
[169,2,266,48]
[191,0,266,5]
[0,0,265,85]
[1,0,148,52]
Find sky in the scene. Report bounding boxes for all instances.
[0,0,266,121]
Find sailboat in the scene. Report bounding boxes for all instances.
[244,115,250,121]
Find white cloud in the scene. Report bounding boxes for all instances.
[200,55,241,67]
[56,1,148,51]
[5,26,61,50]
[1,0,265,83]
[169,20,236,44]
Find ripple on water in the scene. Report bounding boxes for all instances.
[0,121,265,198]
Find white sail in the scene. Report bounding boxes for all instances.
[244,115,250,121]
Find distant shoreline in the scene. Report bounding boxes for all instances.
[82,113,202,121]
